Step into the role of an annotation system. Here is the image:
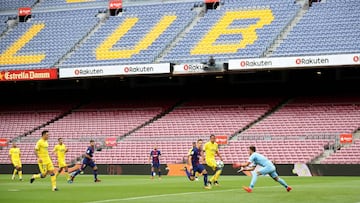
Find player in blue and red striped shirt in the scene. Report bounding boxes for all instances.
[184,139,211,189]
[70,140,100,183]
[149,146,161,179]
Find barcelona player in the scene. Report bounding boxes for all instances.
[52,138,71,183]
[30,130,58,191]
[234,145,292,193]
[70,140,101,183]
[184,139,211,189]
[187,142,198,181]
[203,134,223,186]
[149,146,161,179]
[8,142,23,181]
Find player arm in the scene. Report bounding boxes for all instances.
[51,147,56,156]
[34,146,42,162]
[187,154,192,167]
[84,153,92,160]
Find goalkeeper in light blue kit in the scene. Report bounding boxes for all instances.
[235,145,292,193]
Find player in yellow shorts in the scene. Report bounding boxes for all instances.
[52,138,71,183]
[8,142,23,181]
[30,130,58,191]
[203,134,223,186]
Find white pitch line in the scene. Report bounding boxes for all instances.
[84,186,280,203]
[84,188,239,203]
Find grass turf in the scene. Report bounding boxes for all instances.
[1,174,360,203]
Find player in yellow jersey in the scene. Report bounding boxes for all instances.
[203,134,223,186]
[30,130,58,191]
[8,142,23,181]
[52,138,71,183]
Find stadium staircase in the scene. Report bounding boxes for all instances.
[231,96,292,140]
[56,10,110,68]
[264,0,309,57]
[155,4,206,63]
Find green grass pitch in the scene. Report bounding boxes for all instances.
[1,174,360,203]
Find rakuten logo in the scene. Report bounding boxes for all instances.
[183,64,204,71]
[124,66,154,73]
[240,60,272,67]
[74,69,103,75]
[295,57,329,65]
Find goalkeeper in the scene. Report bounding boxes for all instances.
[233,145,292,193]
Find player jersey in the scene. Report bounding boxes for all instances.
[248,152,273,167]
[203,141,218,160]
[150,150,161,164]
[190,147,201,166]
[53,144,67,160]
[35,138,51,162]
[188,146,195,156]
[84,146,95,162]
[9,147,21,161]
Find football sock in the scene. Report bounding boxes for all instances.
[12,169,17,179]
[158,171,161,177]
[277,178,288,188]
[184,169,191,179]
[50,173,57,189]
[214,169,222,181]
[250,171,258,189]
[64,171,70,181]
[18,171,22,179]
[73,169,81,177]
[93,170,98,180]
[204,174,208,186]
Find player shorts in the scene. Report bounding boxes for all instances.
[82,159,96,168]
[12,160,22,168]
[192,164,206,176]
[152,162,160,169]
[38,159,55,174]
[258,164,278,178]
[205,158,217,171]
[58,160,67,168]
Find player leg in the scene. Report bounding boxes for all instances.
[93,162,101,182]
[150,164,155,179]
[17,164,23,181]
[30,162,48,183]
[64,165,71,182]
[270,171,292,192]
[199,165,211,189]
[207,159,219,185]
[157,164,161,179]
[11,163,17,180]
[183,166,195,181]
[243,165,274,192]
[71,163,87,182]
[213,163,223,186]
[47,162,58,191]
[56,167,63,177]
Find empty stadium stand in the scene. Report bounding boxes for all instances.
[0,9,100,70]
[321,139,360,164]
[239,96,360,138]
[272,0,360,56]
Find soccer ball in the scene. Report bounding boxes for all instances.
[216,160,224,169]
